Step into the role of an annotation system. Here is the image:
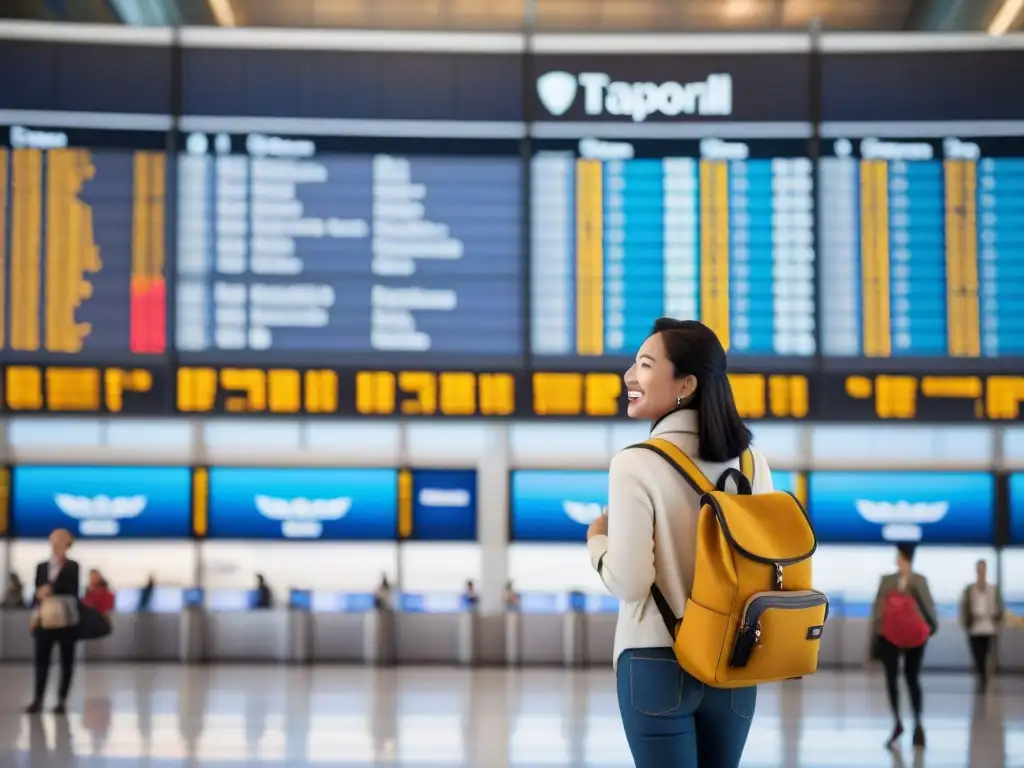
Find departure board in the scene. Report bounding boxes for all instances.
[819,136,1024,361]
[0,125,168,359]
[530,138,815,363]
[175,132,523,365]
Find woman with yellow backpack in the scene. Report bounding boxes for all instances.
[586,319,825,768]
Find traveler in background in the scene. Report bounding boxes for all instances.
[960,559,1002,694]
[254,573,273,609]
[504,580,520,611]
[83,569,115,616]
[4,573,27,609]
[137,574,156,612]
[585,319,773,768]
[26,528,81,715]
[871,543,938,751]
[373,574,392,610]
[462,580,479,610]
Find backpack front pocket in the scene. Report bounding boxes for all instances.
[728,590,829,681]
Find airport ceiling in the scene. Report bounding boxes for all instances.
[1,0,1022,33]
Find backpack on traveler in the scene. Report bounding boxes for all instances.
[880,590,931,649]
[632,438,829,688]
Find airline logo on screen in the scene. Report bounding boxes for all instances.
[53,493,147,537]
[254,495,352,539]
[418,488,471,507]
[854,500,950,543]
[536,71,733,121]
[563,501,604,525]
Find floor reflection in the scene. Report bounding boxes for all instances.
[0,666,1020,766]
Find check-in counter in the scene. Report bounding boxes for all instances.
[816,596,843,669]
[203,589,290,663]
[394,592,478,665]
[998,624,1024,672]
[0,609,34,662]
[514,592,576,666]
[584,594,617,666]
[85,588,187,662]
[306,592,376,663]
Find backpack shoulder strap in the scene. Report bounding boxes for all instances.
[740,449,755,485]
[629,438,715,495]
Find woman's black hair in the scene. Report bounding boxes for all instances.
[896,542,917,563]
[650,318,752,463]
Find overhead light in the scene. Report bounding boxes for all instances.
[723,0,760,20]
[989,0,1024,35]
[209,0,238,27]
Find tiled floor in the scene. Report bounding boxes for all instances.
[0,665,1020,767]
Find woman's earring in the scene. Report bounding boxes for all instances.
[676,395,684,408]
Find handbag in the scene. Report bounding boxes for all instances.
[30,596,80,631]
[77,604,113,641]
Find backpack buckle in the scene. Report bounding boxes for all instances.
[774,563,784,590]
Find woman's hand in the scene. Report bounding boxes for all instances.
[36,584,52,600]
[586,510,608,540]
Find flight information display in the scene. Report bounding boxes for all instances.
[530,138,815,361]
[0,125,168,359]
[175,132,523,365]
[819,136,1024,360]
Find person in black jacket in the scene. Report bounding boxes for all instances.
[25,528,81,715]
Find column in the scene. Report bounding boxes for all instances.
[662,157,698,322]
[530,153,574,356]
[818,155,860,356]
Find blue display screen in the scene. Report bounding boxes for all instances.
[808,471,994,545]
[511,466,793,543]
[207,468,398,540]
[1010,474,1024,545]
[410,469,477,541]
[11,466,192,539]
[510,470,606,543]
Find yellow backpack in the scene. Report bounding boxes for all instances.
[633,438,829,688]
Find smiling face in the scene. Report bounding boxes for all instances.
[624,332,697,421]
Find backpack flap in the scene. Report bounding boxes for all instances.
[703,491,816,567]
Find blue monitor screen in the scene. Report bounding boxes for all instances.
[207,468,398,540]
[510,466,795,543]
[511,470,607,543]
[1010,474,1024,545]
[409,469,477,541]
[11,466,192,539]
[808,471,994,545]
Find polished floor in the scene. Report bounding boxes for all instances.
[0,665,1021,767]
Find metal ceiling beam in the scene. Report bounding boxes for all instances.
[904,0,1007,30]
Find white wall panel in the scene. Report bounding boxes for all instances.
[399,543,481,591]
[508,544,603,593]
[405,424,488,466]
[198,542,397,593]
[303,422,402,465]
[202,420,302,464]
[608,421,653,453]
[509,424,611,467]
[749,423,803,468]
[8,540,196,590]
[98,420,194,463]
[8,419,104,463]
[1002,428,1024,468]
[810,426,993,468]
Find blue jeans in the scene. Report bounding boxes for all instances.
[616,647,757,768]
